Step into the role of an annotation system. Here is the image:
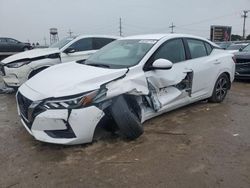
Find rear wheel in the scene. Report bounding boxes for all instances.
[110,95,143,140]
[209,73,230,103]
[23,47,29,51]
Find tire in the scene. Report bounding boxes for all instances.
[23,47,29,51]
[110,95,143,140]
[209,73,230,103]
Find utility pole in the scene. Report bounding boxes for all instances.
[119,17,123,37]
[169,22,176,33]
[43,37,47,46]
[242,10,250,39]
[67,29,73,37]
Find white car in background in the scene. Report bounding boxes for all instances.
[17,34,235,145]
[0,35,118,88]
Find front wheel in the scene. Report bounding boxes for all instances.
[110,95,143,140]
[209,73,230,103]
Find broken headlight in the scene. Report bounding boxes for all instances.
[44,88,107,109]
[6,60,31,68]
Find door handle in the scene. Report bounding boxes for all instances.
[214,60,221,65]
[183,68,193,73]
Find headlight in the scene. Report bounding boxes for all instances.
[44,89,107,109]
[6,60,31,68]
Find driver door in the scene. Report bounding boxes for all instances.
[144,38,192,110]
[60,38,97,63]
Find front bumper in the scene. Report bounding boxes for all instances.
[17,93,105,145]
[235,61,250,79]
[2,65,32,87]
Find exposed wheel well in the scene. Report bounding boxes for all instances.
[223,72,231,89]
[28,67,49,79]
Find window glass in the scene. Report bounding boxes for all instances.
[152,39,185,63]
[205,42,213,55]
[8,39,18,43]
[93,38,115,50]
[242,44,250,52]
[0,38,7,43]
[69,38,93,51]
[50,37,75,49]
[85,39,156,68]
[187,39,207,58]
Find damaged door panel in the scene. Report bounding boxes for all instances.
[145,63,194,111]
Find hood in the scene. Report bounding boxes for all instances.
[1,48,60,64]
[21,62,128,99]
[234,51,250,59]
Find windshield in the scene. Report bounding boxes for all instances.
[85,39,157,68]
[242,44,250,52]
[50,37,75,49]
[226,44,245,50]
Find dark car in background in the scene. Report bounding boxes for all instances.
[0,37,32,52]
[234,44,250,79]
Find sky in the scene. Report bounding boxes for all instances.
[0,0,250,45]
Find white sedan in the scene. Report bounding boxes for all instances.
[0,35,118,88]
[16,34,235,145]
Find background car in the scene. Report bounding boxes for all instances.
[226,43,249,53]
[16,34,235,145]
[0,37,31,52]
[0,35,118,88]
[234,44,250,79]
[215,41,232,49]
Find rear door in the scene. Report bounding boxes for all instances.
[183,38,218,99]
[0,38,8,52]
[6,38,22,52]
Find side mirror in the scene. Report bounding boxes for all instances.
[64,47,76,54]
[239,48,243,52]
[151,59,173,70]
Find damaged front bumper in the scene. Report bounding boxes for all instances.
[2,65,31,87]
[17,92,105,145]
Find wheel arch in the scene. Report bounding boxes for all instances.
[28,66,50,79]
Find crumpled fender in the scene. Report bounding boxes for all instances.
[105,71,149,99]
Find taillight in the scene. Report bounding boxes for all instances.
[232,56,237,63]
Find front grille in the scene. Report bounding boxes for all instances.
[17,92,33,120]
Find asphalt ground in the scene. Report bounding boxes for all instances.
[0,80,250,188]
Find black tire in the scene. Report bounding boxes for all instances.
[28,67,48,79]
[23,47,29,51]
[209,73,230,103]
[110,95,143,140]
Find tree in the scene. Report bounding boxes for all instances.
[231,34,242,41]
[246,34,250,40]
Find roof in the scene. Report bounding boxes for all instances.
[75,35,120,40]
[121,33,211,42]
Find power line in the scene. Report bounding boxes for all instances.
[179,11,241,28]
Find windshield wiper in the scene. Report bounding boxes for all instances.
[86,63,110,68]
